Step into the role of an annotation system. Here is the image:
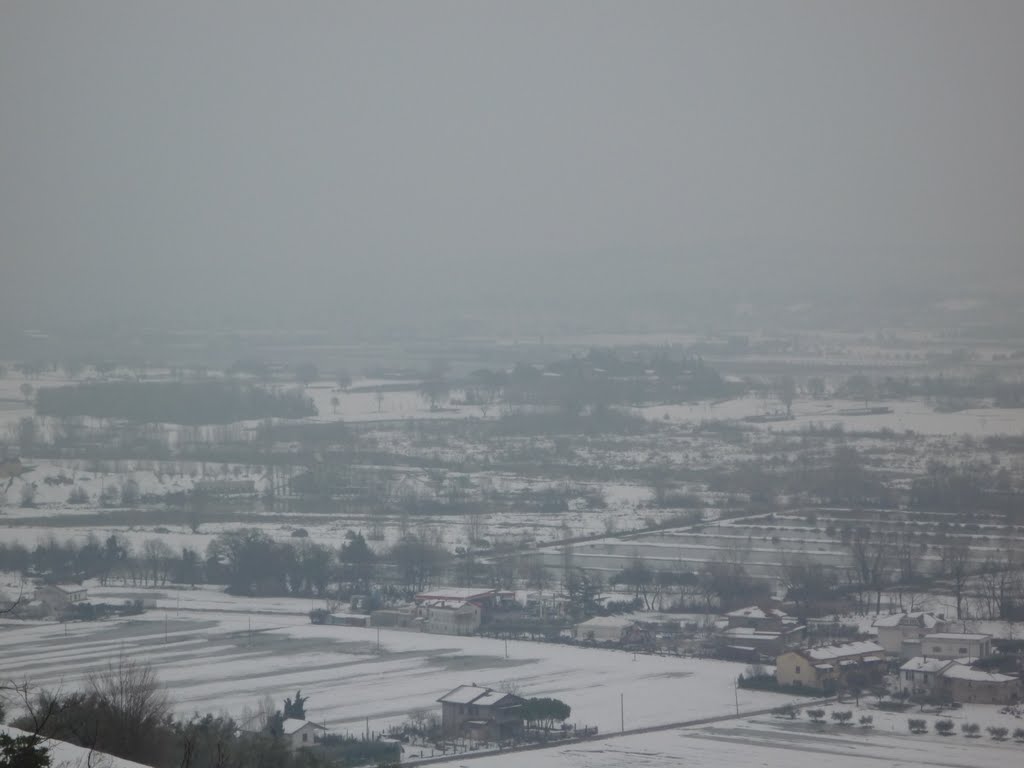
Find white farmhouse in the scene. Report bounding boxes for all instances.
[872,612,944,659]
[281,719,326,751]
[898,656,955,696]
[921,633,991,661]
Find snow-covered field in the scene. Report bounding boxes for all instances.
[0,589,793,736]
[433,708,1024,768]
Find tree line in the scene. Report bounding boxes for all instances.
[35,380,315,425]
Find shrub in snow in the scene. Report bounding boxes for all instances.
[935,720,955,736]
[908,719,928,734]
[987,726,1009,741]
[859,715,873,728]
[772,705,799,719]
[19,483,36,508]
[99,484,119,507]
[1012,727,1024,742]
[961,722,980,737]
[830,711,853,726]
[120,478,140,506]
[67,486,89,504]
[806,709,825,723]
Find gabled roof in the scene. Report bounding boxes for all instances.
[39,583,86,594]
[940,665,1018,683]
[576,616,634,629]
[437,685,522,708]
[900,657,955,674]
[725,605,787,620]
[792,641,884,661]
[281,719,327,735]
[873,612,940,629]
[415,588,496,602]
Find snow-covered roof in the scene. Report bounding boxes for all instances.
[924,633,991,641]
[415,588,496,602]
[725,605,787,619]
[873,612,940,629]
[576,616,634,629]
[803,641,884,661]
[439,685,492,704]
[281,719,326,735]
[940,665,1018,683]
[424,599,477,611]
[723,627,781,639]
[474,690,517,707]
[437,685,519,707]
[900,657,954,674]
[39,583,86,594]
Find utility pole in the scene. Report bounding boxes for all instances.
[620,693,624,732]
[504,637,508,659]
[376,625,380,653]
[734,679,739,716]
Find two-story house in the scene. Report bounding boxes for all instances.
[921,633,991,660]
[775,641,885,691]
[872,612,945,659]
[898,656,956,696]
[34,583,88,611]
[438,685,525,742]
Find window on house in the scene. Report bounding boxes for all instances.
[302,733,307,742]
[795,666,801,673]
[933,646,942,652]
[958,648,967,654]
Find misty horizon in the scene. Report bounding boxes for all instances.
[2,1,1023,338]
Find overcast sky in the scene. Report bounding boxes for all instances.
[2,1,1022,336]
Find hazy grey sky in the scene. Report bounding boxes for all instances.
[2,1,1022,336]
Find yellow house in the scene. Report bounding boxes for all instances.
[776,641,885,690]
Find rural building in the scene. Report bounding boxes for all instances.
[415,587,497,609]
[719,626,798,657]
[938,665,1022,705]
[775,641,885,691]
[370,607,416,629]
[898,656,955,696]
[422,600,482,635]
[724,605,790,630]
[34,583,87,610]
[921,632,992,660]
[873,612,945,658]
[281,719,326,751]
[437,685,525,742]
[574,615,635,643]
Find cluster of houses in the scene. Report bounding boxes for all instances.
[361,587,514,634]
[774,610,1022,705]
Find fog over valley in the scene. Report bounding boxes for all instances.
[2,4,1024,768]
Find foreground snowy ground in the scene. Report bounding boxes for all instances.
[0,596,794,735]
[433,708,1024,768]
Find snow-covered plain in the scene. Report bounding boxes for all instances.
[0,595,793,736]
[430,709,1024,768]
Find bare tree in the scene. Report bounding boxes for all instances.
[847,527,892,612]
[776,375,797,417]
[941,543,973,620]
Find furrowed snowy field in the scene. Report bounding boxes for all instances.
[431,708,1024,768]
[0,592,794,736]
